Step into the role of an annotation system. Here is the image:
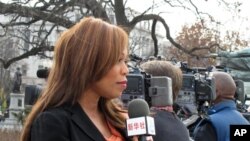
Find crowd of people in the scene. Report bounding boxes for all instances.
[20,16,249,141]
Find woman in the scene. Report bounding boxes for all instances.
[21,17,132,141]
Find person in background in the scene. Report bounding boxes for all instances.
[193,71,250,141]
[140,60,190,141]
[21,17,137,141]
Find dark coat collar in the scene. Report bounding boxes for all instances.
[66,103,105,141]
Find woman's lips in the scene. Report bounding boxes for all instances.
[117,81,127,89]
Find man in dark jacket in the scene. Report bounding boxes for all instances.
[141,60,191,141]
[193,72,250,141]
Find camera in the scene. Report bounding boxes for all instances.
[176,62,216,114]
[176,72,216,114]
[178,73,216,105]
[121,67,173,107]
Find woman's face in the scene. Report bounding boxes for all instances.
[90,48,129,99]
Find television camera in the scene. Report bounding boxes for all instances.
[176,63,216,117]
[121,70,173,107]
[121,54,173,107]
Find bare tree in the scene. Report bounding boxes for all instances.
[0,0,244,68]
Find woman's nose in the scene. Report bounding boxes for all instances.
[122,63,129,75]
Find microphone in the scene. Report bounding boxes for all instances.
[37,69,50,79]
[126,99,155,141]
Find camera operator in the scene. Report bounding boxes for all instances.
[193,72,250,141]
[140,60,190,141]
[24,68,50,106]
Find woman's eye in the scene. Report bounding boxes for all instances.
[118,58,123,62]
[118,58,128,64]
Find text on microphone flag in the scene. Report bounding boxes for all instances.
[126,116,155,136]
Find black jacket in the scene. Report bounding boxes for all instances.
[152,110,191,141]
[192,121,216,141]
[29,103,131,141]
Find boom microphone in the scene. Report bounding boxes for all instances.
[126,99,155,141]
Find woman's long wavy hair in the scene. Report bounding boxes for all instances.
[21,17,129,141]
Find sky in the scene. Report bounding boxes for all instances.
[1,0,249,39]
[126,0,250,39]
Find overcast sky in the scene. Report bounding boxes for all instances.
[126,0,250,39]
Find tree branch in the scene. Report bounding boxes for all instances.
[0,2,74,28]
[151,19,158,57]
[0,45,53,69]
